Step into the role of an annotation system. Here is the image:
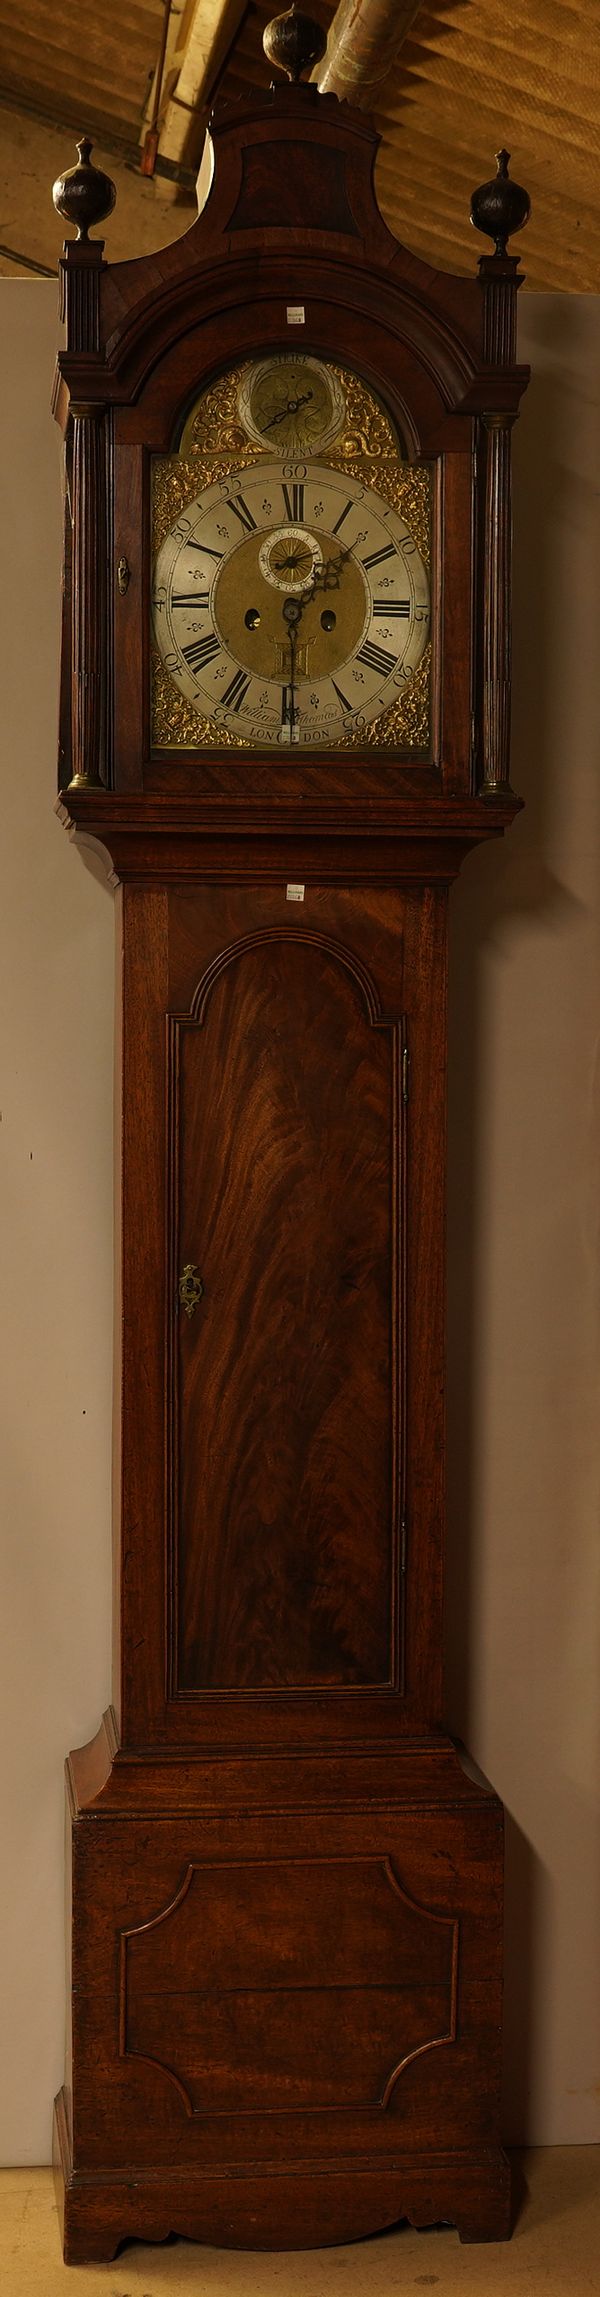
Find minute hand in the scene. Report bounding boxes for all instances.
[279,549,349,741]
[282,597,302,744]
[263,391,314,430]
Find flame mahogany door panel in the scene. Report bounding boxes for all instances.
[174,929,402,1695]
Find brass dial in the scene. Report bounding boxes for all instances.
[153,460,430,749]
[238,356,346,457]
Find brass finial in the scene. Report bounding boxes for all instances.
[470,150,530,259]
[263,6,327,84]
[52,137,116,241]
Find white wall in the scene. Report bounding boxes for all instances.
[0,284,598,2163]
[446,296,600,2145]
[0,286,113,2165]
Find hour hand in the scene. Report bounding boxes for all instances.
[311,549,349,594]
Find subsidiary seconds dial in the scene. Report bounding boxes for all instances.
[153,461,430,749]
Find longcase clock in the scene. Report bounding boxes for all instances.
[50,8,530,2264]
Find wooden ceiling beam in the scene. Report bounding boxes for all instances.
[157,0,249,168]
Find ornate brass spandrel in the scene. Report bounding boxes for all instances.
[325,456,432,572]
[152,450,259,558]
[179,362,251,461]
[328,363,399,460]
[152,651,246,749]
[152,358,432,569]
[152,642,429,754]
[176,358,401,466]
[338,645,431,752]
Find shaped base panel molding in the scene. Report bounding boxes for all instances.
[54,2093,511,2261]
[56,1726,510,2261]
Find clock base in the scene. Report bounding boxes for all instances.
[54,1720,511,2263]
[54,2089,511,2262]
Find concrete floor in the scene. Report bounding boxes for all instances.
[0,2152,598,2293]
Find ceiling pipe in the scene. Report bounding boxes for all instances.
[317,0,423,105]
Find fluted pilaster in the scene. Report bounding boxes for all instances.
[69,406,107,788]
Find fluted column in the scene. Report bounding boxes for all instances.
[470,152,530,799]
[478,253,520,798]
[52,141,116,788]
[69,405,107,788]
[481,410,515,795]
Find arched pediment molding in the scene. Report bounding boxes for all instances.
[101,258,480,462]
[188,926,387,1030]
[55,83,485,450]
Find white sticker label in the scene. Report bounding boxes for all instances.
[286,883,305,903]
[287,305,305,325]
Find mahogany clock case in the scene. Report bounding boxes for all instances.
[51,62,529,2267]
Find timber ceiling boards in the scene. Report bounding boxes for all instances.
[370,0,595,292]
[0,0,167,147]
[0,0,596,286]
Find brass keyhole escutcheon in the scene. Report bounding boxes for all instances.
[117,555,131,595]
[178,1264,204,1319]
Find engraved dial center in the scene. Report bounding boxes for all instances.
[213,527,369,685]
